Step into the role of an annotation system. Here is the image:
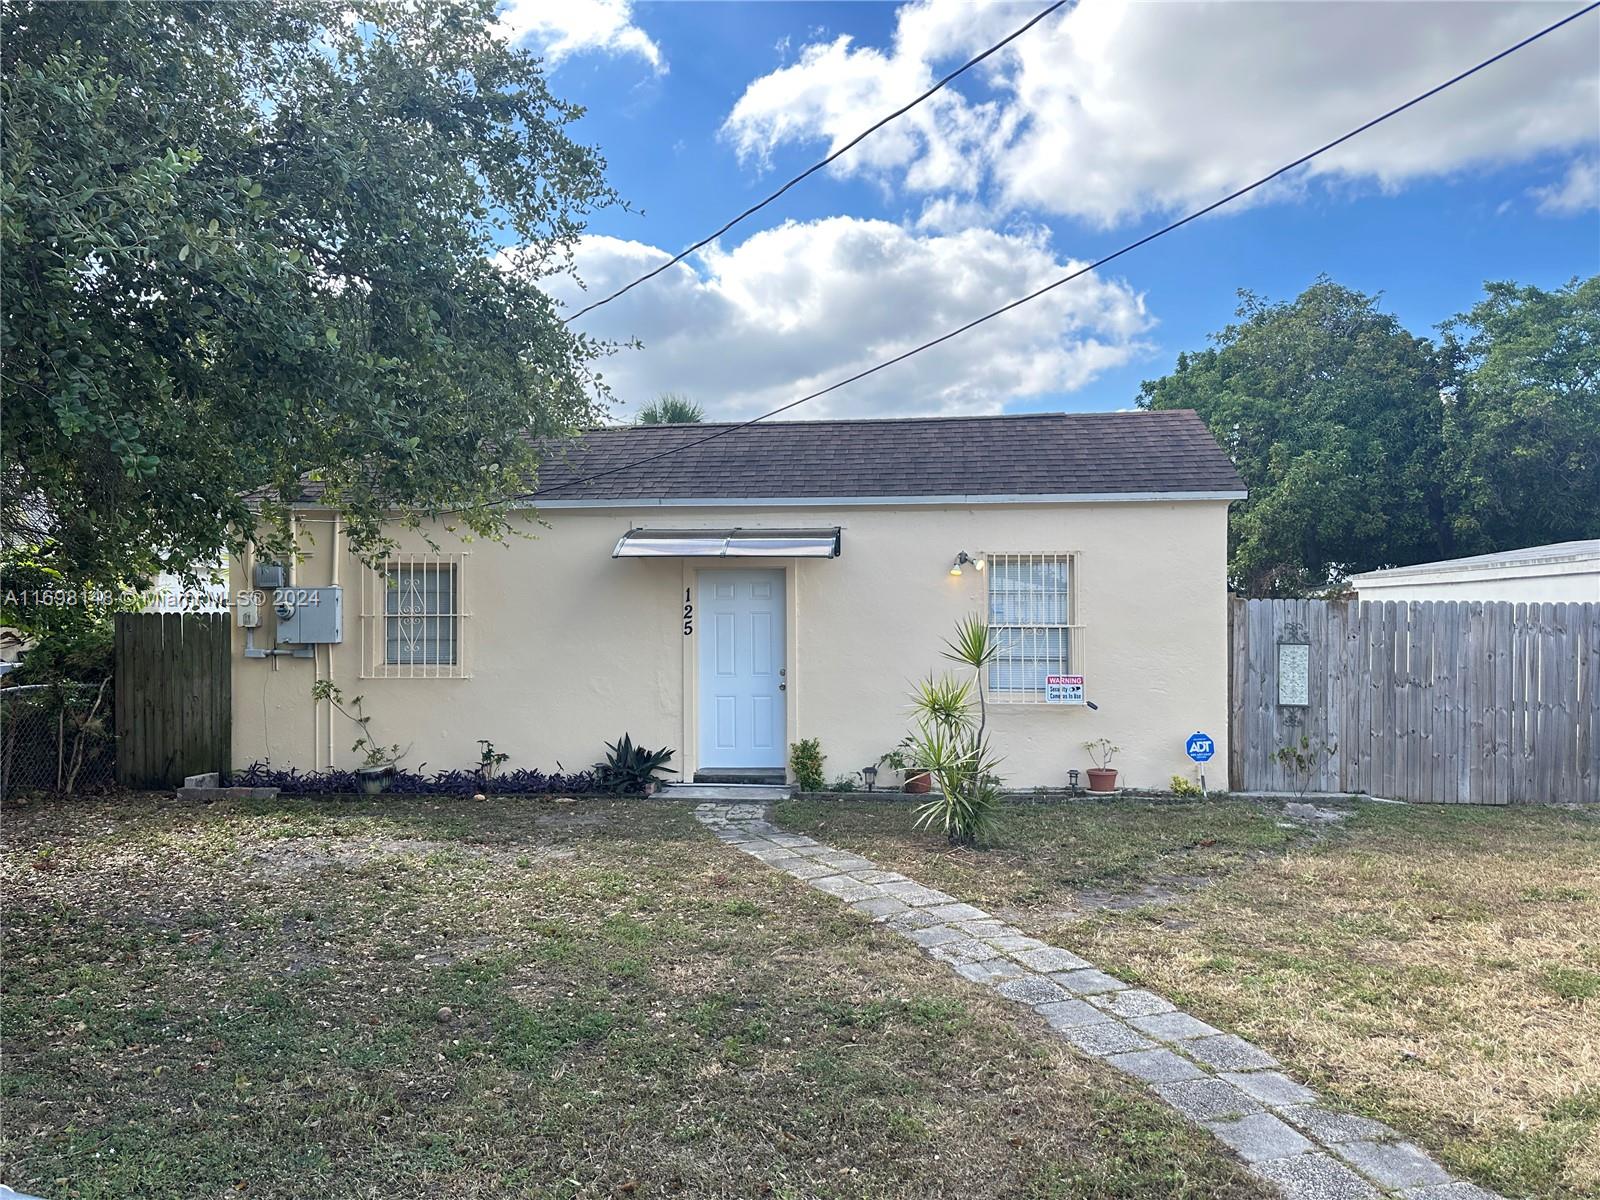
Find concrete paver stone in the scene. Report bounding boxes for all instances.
[692,802,1497,1200]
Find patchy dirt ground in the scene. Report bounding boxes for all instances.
[2,792,1271,1200]
[774,796,1600,1200]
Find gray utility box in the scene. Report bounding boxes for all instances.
[275,586,343,645]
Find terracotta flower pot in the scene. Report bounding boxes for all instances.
[1086,768,1118,793]
[902,769,932,794]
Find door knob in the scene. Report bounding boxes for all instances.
[779,682,787,691]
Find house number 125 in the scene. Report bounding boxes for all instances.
[683,588,694,636]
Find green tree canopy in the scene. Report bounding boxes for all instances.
[1141,279,1451,595]
[1,0,619,608]
[1440,277,1599,555]
[638,393,705,424]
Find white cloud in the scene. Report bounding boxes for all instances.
[723,0,1600,227]
[544,218,1152,420]
[1532,157,1600,214]
[496,0,664,72]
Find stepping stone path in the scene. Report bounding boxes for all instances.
[696,803,1502,1200]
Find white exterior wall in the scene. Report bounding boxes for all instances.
[231,499,1232,790]
[1352,563,1600,605]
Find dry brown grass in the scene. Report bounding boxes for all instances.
[775,799,1600,1200]
[2,792,1273,1200]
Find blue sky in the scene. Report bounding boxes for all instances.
[499,0,1600,420]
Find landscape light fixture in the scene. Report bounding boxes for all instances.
[949,551,985,577]
[1068,769,1081,793]
[862,764,878,792]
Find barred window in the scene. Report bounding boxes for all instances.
[360,555,469,678]
[387,563,456,666]
[986,553,1077,701]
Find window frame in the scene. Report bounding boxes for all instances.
[983,552,1081,704]
[359,553,470,679]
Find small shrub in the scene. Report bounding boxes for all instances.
[1170,774,1204,797]
[827,773,858,793]
[476,739,509,780]
[789,738,826,792]
[594,733,676,794]
[1274,734,1336,799]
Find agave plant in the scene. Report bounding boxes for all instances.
[595,733,677,794]
[904,615,1004,846]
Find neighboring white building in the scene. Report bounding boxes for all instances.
[1350,540,1600,604]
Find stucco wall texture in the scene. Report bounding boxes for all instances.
[231,500,1232,791]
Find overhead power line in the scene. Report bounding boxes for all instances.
[472,0,1600,514]
[561,0,1069,323]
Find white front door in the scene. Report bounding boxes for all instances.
[698,569,786,770]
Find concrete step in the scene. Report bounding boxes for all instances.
[694,768,787,785]
[661,782,793,802]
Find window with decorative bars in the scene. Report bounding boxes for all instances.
[985,553,1080,702]
[359,555,469,678]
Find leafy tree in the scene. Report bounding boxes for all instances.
[1,0,619,613]
[638,393,705,424]
[1439,277,1600,555]
[1140,280,1450,594]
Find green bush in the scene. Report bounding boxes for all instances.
[789,738,825,792]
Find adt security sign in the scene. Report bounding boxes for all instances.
[1185,732,1216,763]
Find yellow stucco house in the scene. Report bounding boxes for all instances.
[230,410,1244,791]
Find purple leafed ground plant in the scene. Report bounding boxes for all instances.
[227,762,601,796]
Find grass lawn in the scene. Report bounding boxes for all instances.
[0,793,1273,1200]
[772,796,1600,1200]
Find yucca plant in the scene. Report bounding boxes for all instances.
[908,674,973,731]
[943,612,1000,733]
[904,615,1004,846]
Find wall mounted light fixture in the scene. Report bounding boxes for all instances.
[949,551,986,577]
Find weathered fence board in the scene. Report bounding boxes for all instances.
[114,613,231,788]
[1230,598,1598,805]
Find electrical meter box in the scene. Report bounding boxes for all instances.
[275,586,342,644]
[237,592,261,629]
[254,562,286,590]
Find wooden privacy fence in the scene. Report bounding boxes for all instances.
[114,613,232,787]
[1230,598,1599,805]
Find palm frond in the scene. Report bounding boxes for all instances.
[942,614,1000,671]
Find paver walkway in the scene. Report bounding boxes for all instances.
[696,802,1502,1200]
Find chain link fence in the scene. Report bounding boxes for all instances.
[0,681,116,796]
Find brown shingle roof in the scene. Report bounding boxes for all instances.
[529,410,1244,503]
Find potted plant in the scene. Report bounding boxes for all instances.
[312,681,409,795]
[1083,738,1120,792]
[356,756,400,795]
[879,740,931,794]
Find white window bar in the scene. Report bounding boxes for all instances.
[985,552,1082,703]
[360,553,470,678]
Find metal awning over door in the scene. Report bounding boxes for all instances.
[611,528,841,559]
